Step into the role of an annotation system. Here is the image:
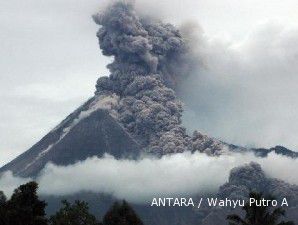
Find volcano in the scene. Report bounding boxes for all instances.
[1,2,298,225]
[0,0,297,179]
[0,96,141,177]
[0,1,227,177]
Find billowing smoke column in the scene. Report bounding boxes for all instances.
[93,1,223,154]
[218,162,298,205]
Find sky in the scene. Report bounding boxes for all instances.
[1,0,298,166]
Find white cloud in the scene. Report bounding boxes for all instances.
[0,171,30,197]
[0,152,297,203]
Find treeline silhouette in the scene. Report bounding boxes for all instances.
[0,181,144,225]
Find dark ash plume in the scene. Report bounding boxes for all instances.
[92,1,224,154]
[218,162,298,205]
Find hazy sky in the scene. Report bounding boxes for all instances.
[1,0,298,166]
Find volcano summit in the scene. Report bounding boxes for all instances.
[0,1,227,177]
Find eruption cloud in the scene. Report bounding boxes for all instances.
[91,1,219,155]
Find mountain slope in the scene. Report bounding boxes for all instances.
[252,145,298,158]
[0,97,141,177]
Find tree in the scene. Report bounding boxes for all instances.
[49,200,101,225]
[0,191,8,225]
[103,200,143,225]
[227,192,295,225]
[6,181,48,225]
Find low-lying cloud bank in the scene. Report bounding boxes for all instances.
[0,152,297,203]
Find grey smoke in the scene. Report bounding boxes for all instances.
[91,1,298,156]
[218,162,298,205]
[0,152,297,203]
[179,21,298,150]
[92,1,200,154]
